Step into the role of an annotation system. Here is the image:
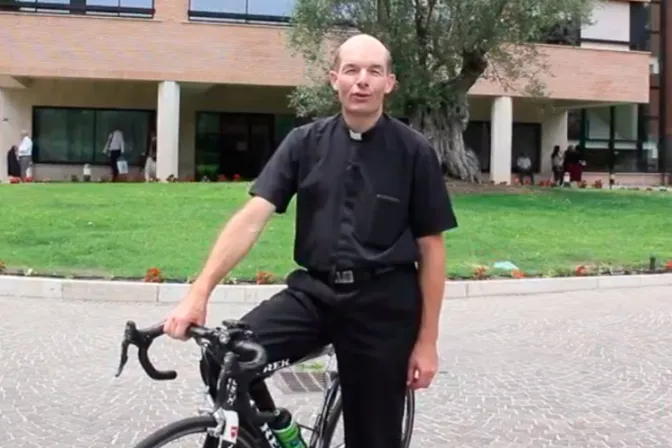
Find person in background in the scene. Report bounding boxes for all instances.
[551,145,564,185]
[144,132,157,182]
[17,130,33,180]
[516,151,534,185]
[7,145,20,178]
[564,145,584,183]
[103,127,125,182]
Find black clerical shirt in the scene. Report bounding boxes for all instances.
[249,114,458,271]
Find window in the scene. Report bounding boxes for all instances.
[463,121,491,172]
[1,0,154,16]
[33,107,154,165]
[571,104,658,173]
[189,0,294,22]
[194,112,275,180]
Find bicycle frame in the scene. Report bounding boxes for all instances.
[198,343,342,448]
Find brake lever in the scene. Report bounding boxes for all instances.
[114,320,177,381]
[114,338,131,378]
[114,321,137,378]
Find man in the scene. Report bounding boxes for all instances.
[164,34,458,447]
[17,130,33,180]
[103,127,125,181]
[516,151,534,185]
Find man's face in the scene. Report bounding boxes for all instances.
[329,41,396,116]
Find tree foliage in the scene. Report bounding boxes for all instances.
[288,0,595,118]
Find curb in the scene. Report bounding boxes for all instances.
[0,273,671,303]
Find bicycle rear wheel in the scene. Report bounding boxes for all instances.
[320,384,415,448]
[133,415,263,448]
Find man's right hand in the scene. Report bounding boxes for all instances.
[163,293,208,341]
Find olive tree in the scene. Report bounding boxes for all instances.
[287,0,595,181]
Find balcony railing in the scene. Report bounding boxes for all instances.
[188,0,293,23]
[0,0,154,18]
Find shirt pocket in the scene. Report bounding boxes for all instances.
[355,193,406,248]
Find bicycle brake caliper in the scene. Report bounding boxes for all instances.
[209,409,240,447]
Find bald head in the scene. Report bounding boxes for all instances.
[332,34,393,73]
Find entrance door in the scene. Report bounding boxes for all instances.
[220,115,248,178]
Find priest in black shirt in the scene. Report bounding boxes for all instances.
[164,33,458,448]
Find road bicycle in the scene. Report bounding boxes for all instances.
[115,319,415,447]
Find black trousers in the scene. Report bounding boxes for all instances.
[109,150,122,181]
[240,268,421,448]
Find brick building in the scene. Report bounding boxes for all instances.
[0,0,657,184]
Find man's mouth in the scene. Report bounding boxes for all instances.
[352,93,370,100]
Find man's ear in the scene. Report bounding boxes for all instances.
[329,71,338,91]
[385,73,397,94]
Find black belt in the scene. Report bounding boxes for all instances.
[308,265,414,285]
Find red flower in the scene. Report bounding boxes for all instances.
[512,269,525,279]
[233,174,241,181]
[255,271,275,284]
[575,265,587,276]
[8,176,20,184]
[143,267,164,283]
[665,261,672,272]
[218,175,229,182]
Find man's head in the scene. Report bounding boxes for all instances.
[329,34,396,117]
[20,130,28,138]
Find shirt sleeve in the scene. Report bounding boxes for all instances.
[249,127,301,214]
[409,139,458,238]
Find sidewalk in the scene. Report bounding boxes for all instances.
[1,273,670,303]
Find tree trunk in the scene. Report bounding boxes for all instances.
[411,106,481,183]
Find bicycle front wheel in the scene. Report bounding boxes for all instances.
[133,415,263,448]
[320,386,415,448]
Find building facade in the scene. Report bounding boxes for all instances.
[0,0,654,184]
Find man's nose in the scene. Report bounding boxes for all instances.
[355,69,370,85]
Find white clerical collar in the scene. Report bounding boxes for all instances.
[348,130,362,140]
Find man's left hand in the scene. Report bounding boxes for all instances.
[406,340,439,390]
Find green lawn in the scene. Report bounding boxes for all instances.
[1,183,670,280]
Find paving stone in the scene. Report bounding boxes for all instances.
[0,287,671,447]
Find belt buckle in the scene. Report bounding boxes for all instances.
[334,270,354,284]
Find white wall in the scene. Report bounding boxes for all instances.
[541,111,568,173]
[581,1,630,51]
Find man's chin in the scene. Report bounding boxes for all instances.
[343,104,380,116]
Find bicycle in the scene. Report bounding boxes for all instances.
[115,319,415,447]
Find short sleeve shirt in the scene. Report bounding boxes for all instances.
[250,114,458,271]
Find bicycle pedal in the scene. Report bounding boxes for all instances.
[272,371,329,395]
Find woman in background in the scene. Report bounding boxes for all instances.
[551,145,564,185]
[6,145,20,178]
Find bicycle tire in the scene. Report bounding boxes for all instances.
[133,415,263,448]
[320,386,415,448]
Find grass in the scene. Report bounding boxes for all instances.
[1,183,671,280]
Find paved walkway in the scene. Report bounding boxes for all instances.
[1,287,671,447]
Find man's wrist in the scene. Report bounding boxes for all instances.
[416,327,438,346]
[190,277,216,303]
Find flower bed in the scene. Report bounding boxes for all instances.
[1,263,671,285]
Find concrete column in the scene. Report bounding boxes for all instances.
[156,81,180,181]
[0,89,7,182]
[490,96,513,183]
[540,110,568,174]
[0,89,20,183]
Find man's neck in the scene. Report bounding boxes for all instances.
[342,109,383,133]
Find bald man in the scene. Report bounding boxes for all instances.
[164,34,457,447]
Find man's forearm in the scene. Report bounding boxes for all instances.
[191,200,273,301]
[416,236,446,344]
